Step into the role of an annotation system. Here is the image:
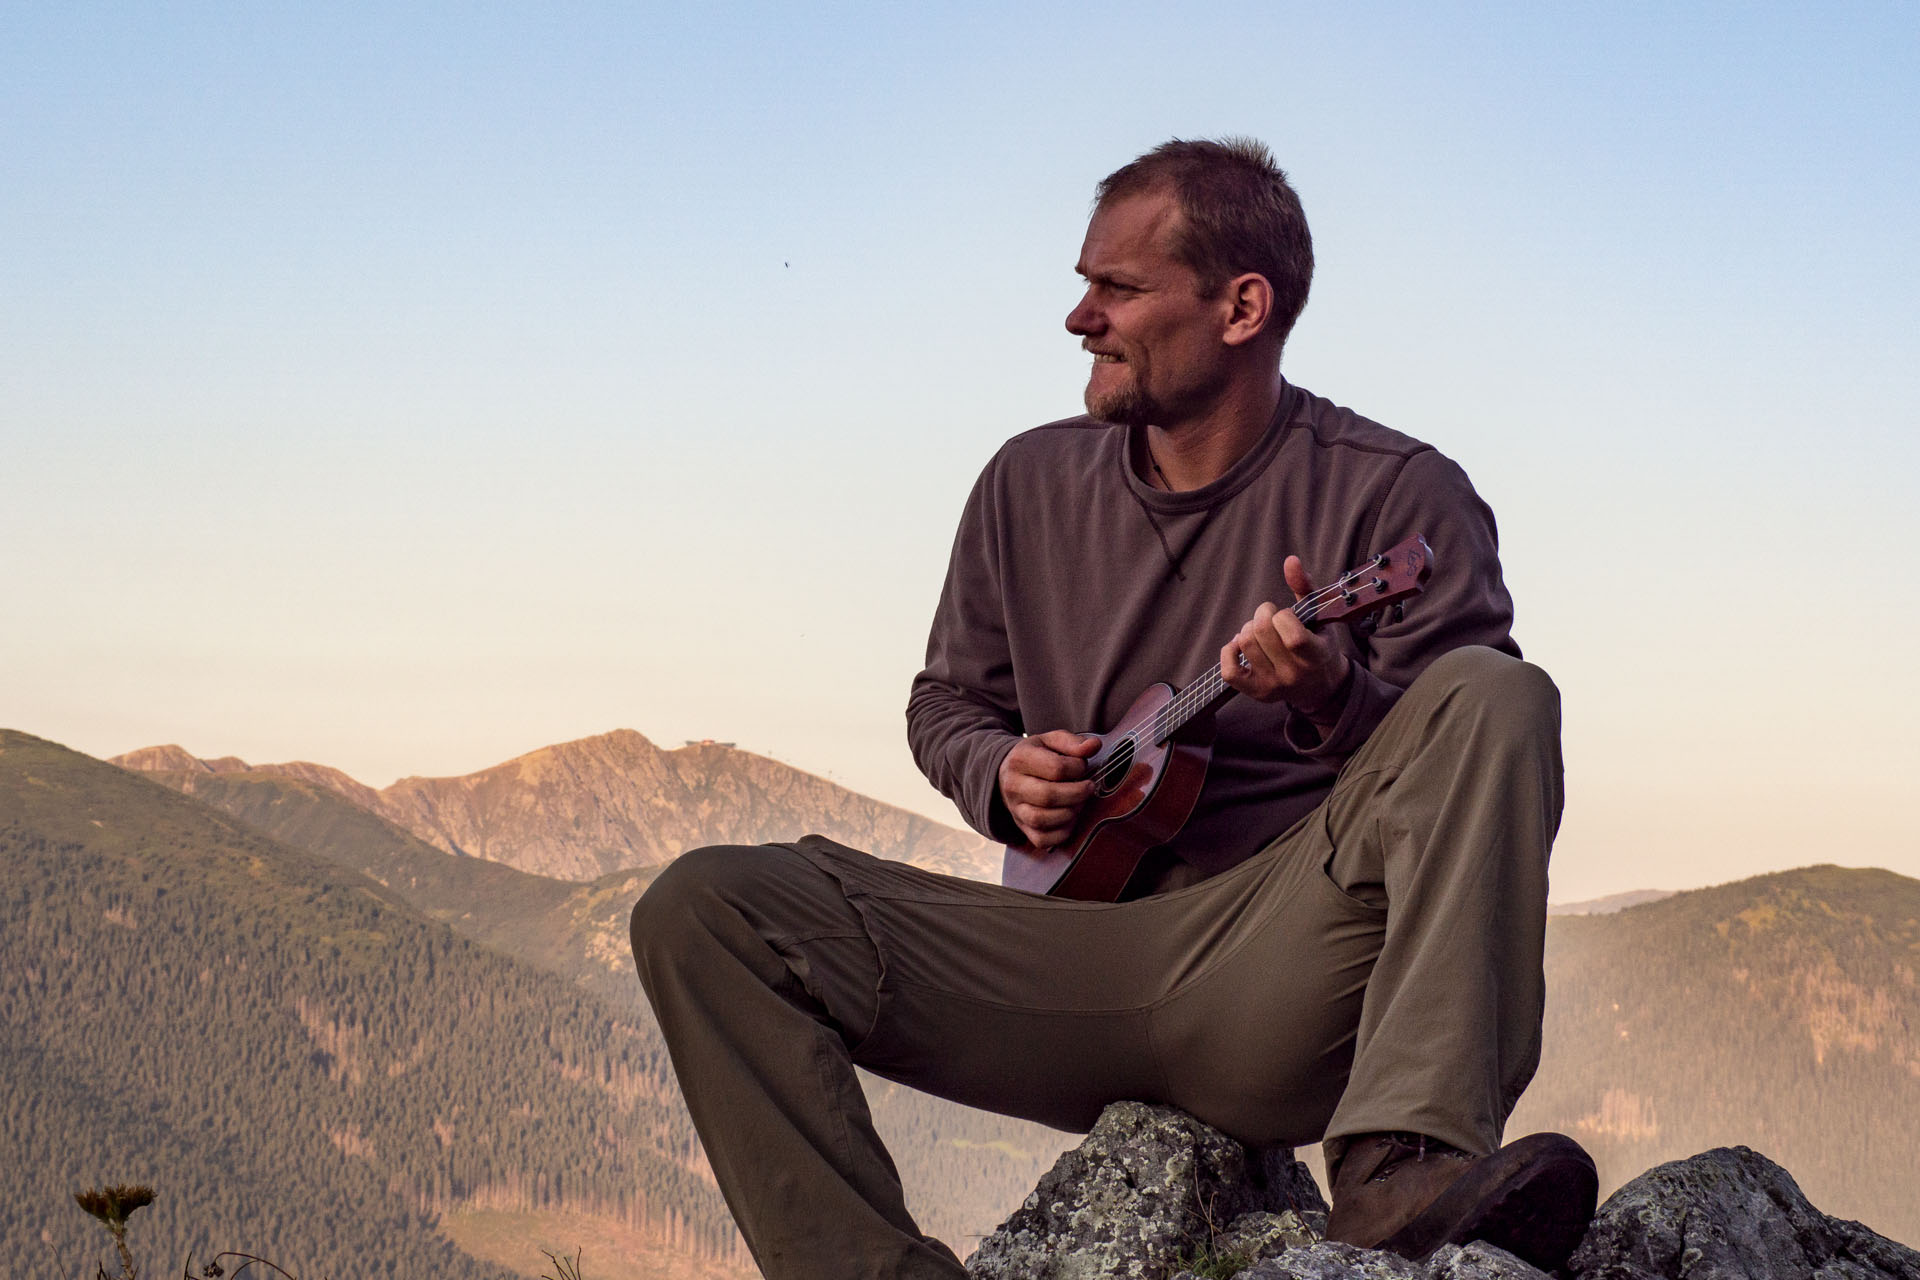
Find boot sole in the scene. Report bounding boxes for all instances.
[1378,1132,1598,1271]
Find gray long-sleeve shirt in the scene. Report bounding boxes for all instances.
[906,381,1520,877]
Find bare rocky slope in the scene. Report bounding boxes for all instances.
[115,729,998,882]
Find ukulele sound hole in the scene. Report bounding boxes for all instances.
[1093,740,1135,797]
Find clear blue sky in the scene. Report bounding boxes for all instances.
[4,3,1916,899]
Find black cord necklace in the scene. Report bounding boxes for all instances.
[1145,438,1173,490]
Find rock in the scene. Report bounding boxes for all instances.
[1216,1209,1327,1259]
[1566,1145,1920,1280]
[974,1115,1920,1280]
[1218,1240,1424,1278]
[1164,1210,1327,1280]
[1179,1239,1545,1280]
[965,1101,1327,1280]
[1424,1241,1551,1279]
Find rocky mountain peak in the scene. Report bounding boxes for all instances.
[115,729,998,883]
[110,744,218,773]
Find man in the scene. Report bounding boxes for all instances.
[631,138,1594,1280]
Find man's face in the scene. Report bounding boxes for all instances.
[1065,189,1229,429]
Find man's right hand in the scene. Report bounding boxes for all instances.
[997,730,1101,849]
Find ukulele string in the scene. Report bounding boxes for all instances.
[1115,558,1393,763]
[1096,578,1347,776]
[1083,572,1370,791]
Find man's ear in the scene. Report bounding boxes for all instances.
[1219,272,1275,348]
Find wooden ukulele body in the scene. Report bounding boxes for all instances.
[1000,683,1214,900]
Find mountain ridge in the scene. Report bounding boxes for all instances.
[114,728,998,883]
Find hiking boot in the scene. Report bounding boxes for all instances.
[1327,1131,1598,1271]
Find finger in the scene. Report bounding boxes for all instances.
[1022,821,1073,850]
[1223,632,1282,700]
[1270,605,1333,663]
[1006,774,1096,811]
[1283,554,1318,603]
[1013,804,1085,849]
[1221,638,1261,692]
[1014,800,1082,833]
[1242,603,1290,669]
[1035,728,1102,757]
[1008,740,1091,782]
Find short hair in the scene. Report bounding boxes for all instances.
[1096,137,1314,348]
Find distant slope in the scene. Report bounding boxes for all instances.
[116,730,998,882]
[124,767,647,1007]
[125,758,1077,1252]
[0,730,747,1279]
[1512,865,1920,1246]
[1547,888,1675,916]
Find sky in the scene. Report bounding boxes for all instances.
[4,3,1916,903]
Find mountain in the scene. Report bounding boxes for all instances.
[107,763,642,1006]
[77,730,1920,1257]
[0,730,748,1280]
[1510,864,1920,1245]
[115,730,998,882]
[117,751,1080,1255]
[1547,888,1676,916]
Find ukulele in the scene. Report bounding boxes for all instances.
[1000,534,1434,901]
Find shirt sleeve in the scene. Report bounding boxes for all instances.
[1281,447,1519,760]
[906,458,1027,841]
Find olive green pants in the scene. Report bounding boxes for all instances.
[630,646,1562,1280]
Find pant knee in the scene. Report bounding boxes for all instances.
[1422,645,1560,740]
[629,844,881,1046]
[630,844,774,965]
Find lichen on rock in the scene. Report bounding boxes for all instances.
[1566,1145,1920,1280]
[969,1106,1920,1280]
[964,1101,1326,1280]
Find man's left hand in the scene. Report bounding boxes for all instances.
[1221,554,1351,725]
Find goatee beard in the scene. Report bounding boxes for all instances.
[1085,381,1162,428]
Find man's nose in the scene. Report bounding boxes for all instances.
[1064,291,1099,336]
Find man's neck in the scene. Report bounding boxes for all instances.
[1141,370,1286,492]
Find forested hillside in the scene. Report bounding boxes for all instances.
[0,731,746,1279]
[47,727,1920,1268]
[126,755,1079,1256]
[125,766,650,1008]
[1511,865,1920,1245]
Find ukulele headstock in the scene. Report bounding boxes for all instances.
[1305,534,1433,630]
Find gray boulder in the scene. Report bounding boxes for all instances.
[1179,1240,1547,1280]
[1566,1145,1920,1280]
[1425,1242,1552,1279]
[1187,1241,1422,1279]
[1164,1211,1327,1280]
[965,1101,1327,1280]
[969,1111,1920,1280]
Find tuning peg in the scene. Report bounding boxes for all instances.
[1390,602,1405,624]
